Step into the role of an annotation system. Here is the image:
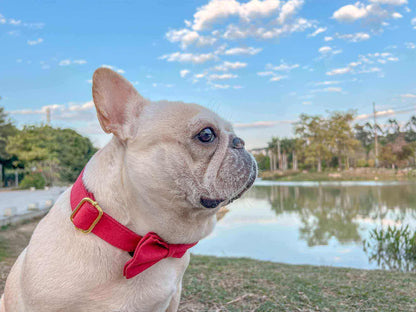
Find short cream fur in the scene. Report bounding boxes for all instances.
[1,68,257,312]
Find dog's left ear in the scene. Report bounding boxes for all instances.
[92,67,146,141]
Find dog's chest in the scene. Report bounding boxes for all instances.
[85,256,188,311]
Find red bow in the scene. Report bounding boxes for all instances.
[123,232,196,279]
[70,169,198,279]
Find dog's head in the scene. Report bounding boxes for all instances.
[92,68,257,215]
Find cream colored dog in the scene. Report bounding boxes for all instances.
[2,68,257,312]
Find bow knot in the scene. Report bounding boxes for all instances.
[123,232,195,279]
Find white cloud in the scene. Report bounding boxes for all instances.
[278,0,305,24]
[59,59,71,66]
[0,13,44,29]
[369,0,407,4]
[325,87,342,92]
[266,61,299,72]
[9,18,21,25]
[270,75,287,82]
[257,71,275,76]
[392,12,403,18]
[166,28,216,49]
[326,51,398,76]
[318,46,342,56]
[191,0,282,31]
[233,119,294,129]
[9,102,95,120]
[160,52,215,63]
[209,73,238,80]
[224,46,262,55]
[401,93,416,98]
[194,73,206,79]
[27,38,43,45]
[319,46,332,54]
[59,59,87,66]
[412,17,416,29]
[222,17,313,40]
[100,64,125,74]
[335,32,371,42]
[314,80,341,86]
[308,27,327,37]
[356,107,416,121]
[332,2,392,27]
[210,82,230,89]
[258,61,297,82]
[152,83,174,88]
[214,61,247,71]
[333,3,369,22]
[405,42,416,49]
[324,36,334,42]
[327,67,352,76]
[312,87,343,93]
[180,69,191,78]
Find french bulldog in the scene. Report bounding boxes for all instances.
[2,68,257,312]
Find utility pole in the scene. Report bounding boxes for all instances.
[46,107,51,124]
[373,102,379,168]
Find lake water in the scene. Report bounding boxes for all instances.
[192,180,416,271]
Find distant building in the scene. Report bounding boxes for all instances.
[249,147,268,156]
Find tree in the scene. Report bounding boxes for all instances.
[295,114,331,172]
[380,134,414,169]
[7,125,97,184]
[327,111,359,169]
[354,122,373,161]
[0,106,17,185]
[267,137,278,171]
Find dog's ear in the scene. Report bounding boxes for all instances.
[92,67,146,140]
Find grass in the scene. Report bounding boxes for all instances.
[0,220,415,311]
[181,256,416,312]
[260,168,416,182]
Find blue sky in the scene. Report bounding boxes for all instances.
[1,0,415,148]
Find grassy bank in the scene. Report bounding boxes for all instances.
[260,168,416,182]
[1,221,415,311]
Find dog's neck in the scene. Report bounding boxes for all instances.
[82,136,216,244]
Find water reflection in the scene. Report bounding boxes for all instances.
[363,226,416,272]
[192,182,416,270]
[249,184,416,247]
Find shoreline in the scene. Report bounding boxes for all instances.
[259,168,416,182]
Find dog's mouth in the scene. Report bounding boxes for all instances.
[200,162,257,209]
[228,164,257,204]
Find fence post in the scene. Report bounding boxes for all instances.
[15,170,19,187]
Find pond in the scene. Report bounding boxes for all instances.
[191,180,416,271]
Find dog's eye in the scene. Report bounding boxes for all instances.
[197,127,216,143]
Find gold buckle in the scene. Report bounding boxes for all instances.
[70,197,103,234]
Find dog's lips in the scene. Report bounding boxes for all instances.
[228,163,257,204]
[200,197,225,209]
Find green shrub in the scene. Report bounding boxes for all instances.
[19,173,46,189]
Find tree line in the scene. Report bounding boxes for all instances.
[256,111,416,172]
[0,106,97,188]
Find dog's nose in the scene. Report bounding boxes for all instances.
[231,137,245,149]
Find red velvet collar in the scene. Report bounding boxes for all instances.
[70,169,197,279]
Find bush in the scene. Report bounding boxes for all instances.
[19,173,46,189]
